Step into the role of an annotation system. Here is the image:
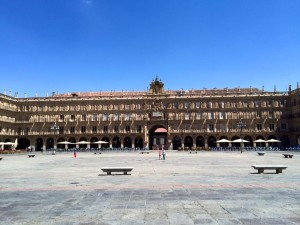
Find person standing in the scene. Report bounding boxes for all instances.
[73,149,77,158]
[162,150,166,160]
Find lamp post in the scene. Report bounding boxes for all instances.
[237,120,246,153]
[50,123,59,152]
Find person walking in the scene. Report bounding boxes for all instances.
[159,148,162,160]
[162,149,166,160]
[73,149,77,158]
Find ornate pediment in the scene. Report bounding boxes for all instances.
[149,76,165,95]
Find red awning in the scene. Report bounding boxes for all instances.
[154,128,168,133]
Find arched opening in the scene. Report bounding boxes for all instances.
[101,137,110,148]
[78,137,88,148]
[207,136,217,147]
[46,138,54,149]
[68,137,76,149]
[90,137,98,148]
[112,137,121,148]
[134,136,143,149]
[281,135,290,149]
[268,135,280,147]
[184,136,193,149]
[149,125,167,150]
[231,136,240,147]
[36,138,43,151]
[172,136,181,150]
[244,135,253,147]
[218,136,229,147]
[3,139,11,150]
[255,135,266,147]
[124,137,132,148]
[17,138,30,150]
[57,138,65,149]
[196,136,205,148]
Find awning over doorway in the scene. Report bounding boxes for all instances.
[154,128,168,133]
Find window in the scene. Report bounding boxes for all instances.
[114,105,119,110]
[255,101,261,107]
[125,113,130,121]
[93,113,98,121]
[196,112,201,120]
[220,112,226,119]
[114,113,119,121]
[60,115,64,121]
[281,123,287,130]
[257,124,262,130]
[209,124,214,131]
[103,113,108,121]
[268,100,272,107]
[70,126,75,133]
[125,125,130,132]
[137,125,142,132]
[59,126,64,134]
[103,126,108,132]
[125,104,130,110]
[114,126,119,132]
[185,113,190,120]
[92,126,97,133]
[196,102,201,109]
[220,102,225,108]
[184,102,190,109]
[81,126,86,133]
[174,102,178,109]
[82,114,87,121]
[269,124,275,131]
[208,112,215,119]
[70,115,75,121]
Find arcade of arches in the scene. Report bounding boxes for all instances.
[11,133,290,151]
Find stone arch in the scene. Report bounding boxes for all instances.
[101,137,110,148]
[280,135,290,149]
[17,138,30,150]
[244,135,253,147]
[68,137,76,148]
[112,136,121,148]
[90,137,99,148]
[134,136,143,149]
[184,136,193,149]
[172,136,182,150]
[46,138,54,149]
[207,136,217,148]
[124,137,132,148]
[196,136,205,148]
[36,138,43,151]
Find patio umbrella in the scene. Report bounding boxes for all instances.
[253,139,267,143]
[76,141,91,144]
[232,139,249,143]
[267,139,281,143]
[57,141,73,144]
[93,140,109,144]
[216,139,232,143]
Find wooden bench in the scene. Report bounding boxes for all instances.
[101,167,133,175]
[189,151,198,154]
[257,152,265,156]
[140,151,150,154]
[283,154,293,158]
[94,152,102,154]
[252,165,287,174]
[28,154,35,158]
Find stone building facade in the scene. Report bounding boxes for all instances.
[1,77,300,151]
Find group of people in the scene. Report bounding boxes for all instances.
[158,149,166,160]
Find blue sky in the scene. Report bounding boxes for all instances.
[0,0,299,97]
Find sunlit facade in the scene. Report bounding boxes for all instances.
[1,77,300,151]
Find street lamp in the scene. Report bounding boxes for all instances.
[50,123,59,153]
[237,120,246,153]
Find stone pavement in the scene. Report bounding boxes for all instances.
[0,151,300,225]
